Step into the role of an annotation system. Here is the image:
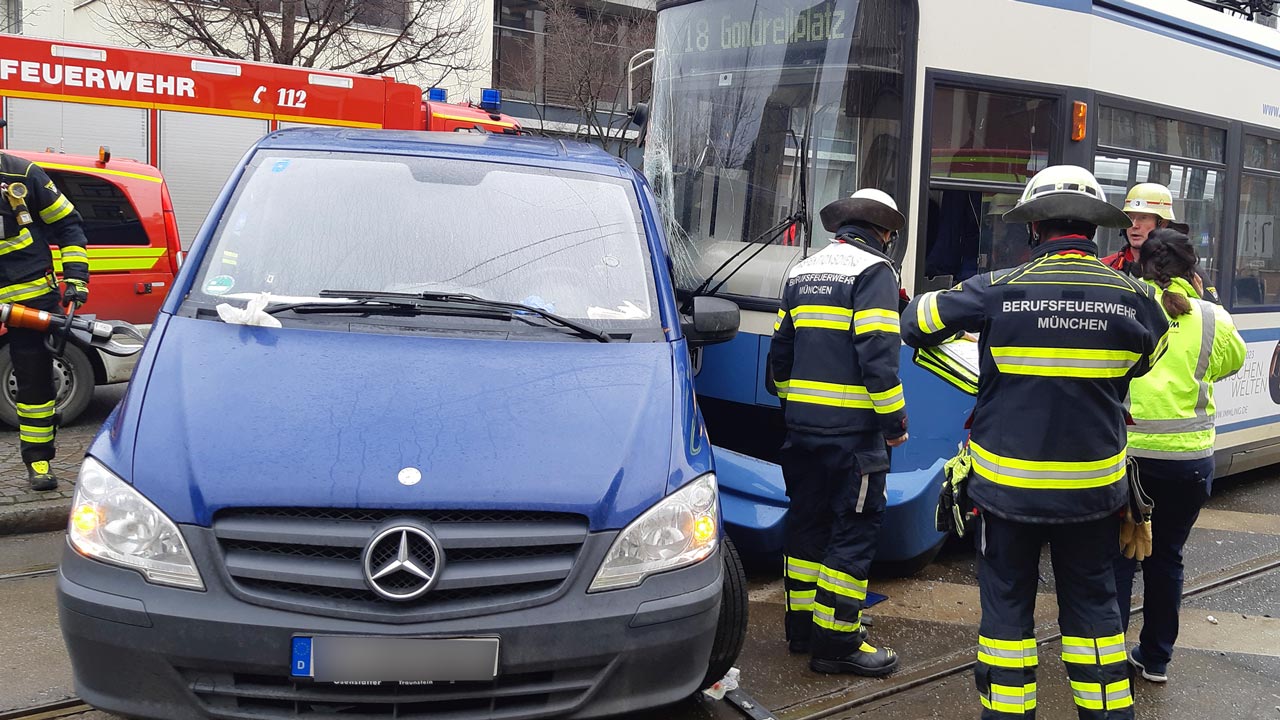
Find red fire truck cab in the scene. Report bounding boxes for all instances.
[0,34,521,244]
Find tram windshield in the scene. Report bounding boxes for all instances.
[646,0,914,300]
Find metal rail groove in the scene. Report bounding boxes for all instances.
[793,555,1280,720]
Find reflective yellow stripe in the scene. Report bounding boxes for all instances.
[1066,634,1125,664]
[774,379,789,400]
[791,304,853,331]
[785,556,821,582]
[16,401,55,419]
[1105,679,1133,710]
[990,346,1140,379]
[869,384,905,414]
[916,291,945,333]
[981,682,1038,714]
[978,636,1038,668]
[1070,680,1104,710]
[853,308,900,335]
[817,566,868,600]
[19,425,54,438]
[787,588,816,611]
[784,379,873,409]
[0,228,35,256]
[39,194,75,223]
[20,433,55,444]
[60,245,89,264]
[0,277,56,303]
[34,161,163,184]
[774,308,786,331]
[51,246,167,273]
[969,441,1127,490]
[811,601,860,632]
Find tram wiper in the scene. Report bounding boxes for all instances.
[683,108,814,313]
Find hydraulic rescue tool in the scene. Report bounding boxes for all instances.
[0,302,144,358]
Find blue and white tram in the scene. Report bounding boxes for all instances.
[646,0,1280,570]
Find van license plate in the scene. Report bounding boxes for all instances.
[291,636,499,682]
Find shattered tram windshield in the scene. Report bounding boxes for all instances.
[192,152,660,330]
[646,0,912,301]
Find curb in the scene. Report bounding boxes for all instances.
[0,498,70,536]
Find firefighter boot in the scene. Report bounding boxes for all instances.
[810,640,900,677]
[27,460,58,491]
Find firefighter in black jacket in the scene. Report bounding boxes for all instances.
[768,188,908,677]
[0,124,91,492]
[902,165,1169,720]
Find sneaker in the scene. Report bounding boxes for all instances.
[1129,646,1168,683]
[810,641,899,677]
[26,460,58,492]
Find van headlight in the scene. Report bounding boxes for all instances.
[68,457,204,590]
[590,474,718,592]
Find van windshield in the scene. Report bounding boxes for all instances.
[190,151,660,331]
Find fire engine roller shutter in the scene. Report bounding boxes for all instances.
[159,110,269,248]
[2,98,149,160]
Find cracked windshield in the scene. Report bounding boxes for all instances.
[193,151,658,329]
[645,0,909,300]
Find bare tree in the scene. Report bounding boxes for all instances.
[96,0,479,85]
[504,0,653,153]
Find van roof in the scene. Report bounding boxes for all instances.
[3,148,164,183]
[257,127,635,179]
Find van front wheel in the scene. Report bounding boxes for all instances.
[0,343,95,429]
[699,536,748,691]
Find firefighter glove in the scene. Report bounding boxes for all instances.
[1120,511,1153,562]
[62,278,88,307]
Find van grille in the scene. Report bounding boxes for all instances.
[212,508,589,622]
[181,663,607,719]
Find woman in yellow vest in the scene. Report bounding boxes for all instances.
[1113,228,1246,684]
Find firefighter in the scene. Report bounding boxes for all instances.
[902,165,1169,719]
[1113,228,1245,684]
[767,188,908,677]
[1102,183,1219,302]
[0,121,91,491]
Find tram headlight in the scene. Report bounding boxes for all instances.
[68,457,204,590]
[590,474,719,591]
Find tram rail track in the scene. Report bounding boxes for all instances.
[784,552,1280,720]
[1,554,1276,720]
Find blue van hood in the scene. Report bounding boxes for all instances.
[130,317,676,530]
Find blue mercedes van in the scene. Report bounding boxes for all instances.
[56,130,747,719]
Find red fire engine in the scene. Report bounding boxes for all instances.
[0,34,521,241]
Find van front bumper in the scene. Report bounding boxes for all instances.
[58,528,723,720]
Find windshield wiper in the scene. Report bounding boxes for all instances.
[316,290,612,343]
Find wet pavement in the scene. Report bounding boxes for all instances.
[3,467,1277,720]
[0,385,125,535]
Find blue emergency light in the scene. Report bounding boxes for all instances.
[427,87,448,103]
[479,88,502,113]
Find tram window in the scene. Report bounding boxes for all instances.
[1235,173,1280,307]
[1098,107,1225,164]
[924,190,1032,283]
[930,88,1054,183]
[1244,135,1280,173]
[1092,154,1223,287]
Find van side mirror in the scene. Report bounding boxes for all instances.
[681,295,739,347]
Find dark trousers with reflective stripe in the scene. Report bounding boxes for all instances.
[1113,456,1213,668]
[9,292,61,464]
[780,431,886,658]
[977,511,1132,719]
